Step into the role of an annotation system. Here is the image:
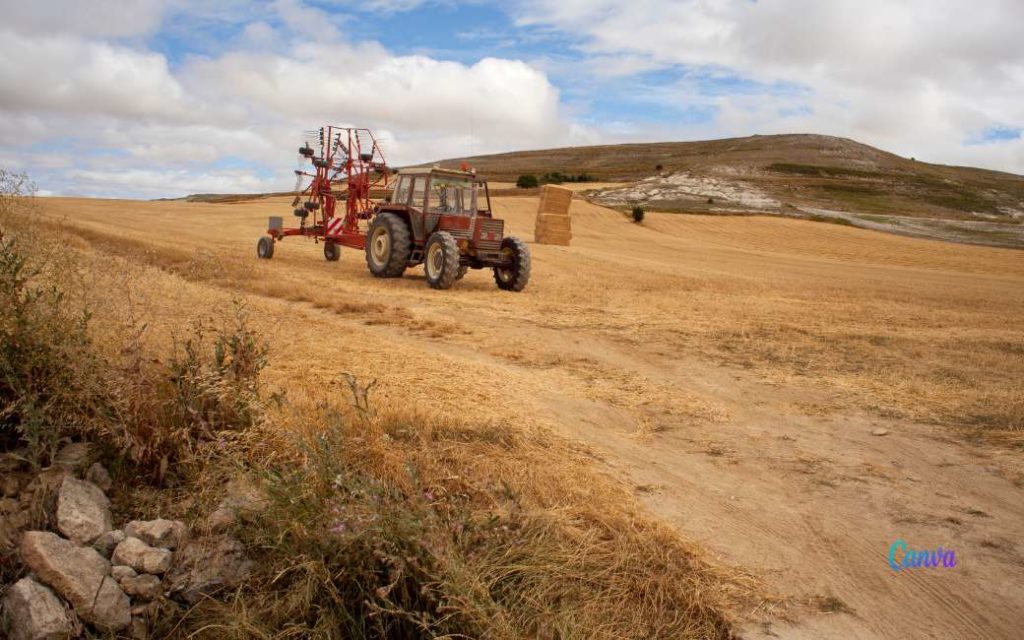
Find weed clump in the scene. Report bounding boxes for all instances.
[103,303,270,480]
[632,205,646,223]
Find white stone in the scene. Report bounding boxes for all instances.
[111,565,137,582]
[120,574,162,601]
[84,463,112,492]
[124,519,186,550]
[1,576,77,640]
[20,531,130,632]
[93,529,125,559]
[55,476,111,545]
[112,537,173,575]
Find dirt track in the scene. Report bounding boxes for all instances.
[39,194,1024,639]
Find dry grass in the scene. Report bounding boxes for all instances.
[8,183,1022,636]
[3,193,764,637]
[168,391,756,639]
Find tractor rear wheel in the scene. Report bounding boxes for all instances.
[493,236,530,291]
[257,236,274,259]
[324,240,340,262]
[366,212,411,277]
[424,231,460,290]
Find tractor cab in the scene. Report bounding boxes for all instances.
[388,167,492,217]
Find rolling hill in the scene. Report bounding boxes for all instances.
[435,134,1024,224]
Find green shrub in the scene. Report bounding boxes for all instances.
[515,175,539,189]
[632,205,645,224]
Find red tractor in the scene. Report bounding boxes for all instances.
[257,126,530,291]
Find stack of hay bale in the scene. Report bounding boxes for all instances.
[534,185,573,246]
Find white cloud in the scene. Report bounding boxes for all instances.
[0,1,576,197]
[0,0,1021,198]
[0,0,171,38]
[513,0,1024,172]
[0,30,188,120]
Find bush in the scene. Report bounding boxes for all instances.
[632,205,645,224]
[0,233,101,463]
[0,170,104,464]
[103,303,270,480]
[1,170,270,478]
[515,175,539,189]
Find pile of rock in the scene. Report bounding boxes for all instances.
[534,185,573,246]
[1,444,254,640]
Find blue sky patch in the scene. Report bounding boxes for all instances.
[971,125,1022,144]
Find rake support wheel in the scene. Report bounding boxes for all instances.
[257,236,274,259]
[324,240,340,262]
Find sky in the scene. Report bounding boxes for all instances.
[0,0,1021,198]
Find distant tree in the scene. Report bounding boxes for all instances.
[516,174,539,189]
[632,205,645,224]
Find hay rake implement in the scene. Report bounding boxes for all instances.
[257,126,388,262]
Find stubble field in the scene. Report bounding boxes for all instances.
[34,192,1024,639]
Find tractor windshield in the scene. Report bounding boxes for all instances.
[428,176,476,215]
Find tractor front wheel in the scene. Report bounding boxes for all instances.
[366,212,411,277]
[424,231,460,290]
[493,236,531,291]
[257,236,274,259]
[324,240,340,262]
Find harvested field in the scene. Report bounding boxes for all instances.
[28,193,1024,639]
